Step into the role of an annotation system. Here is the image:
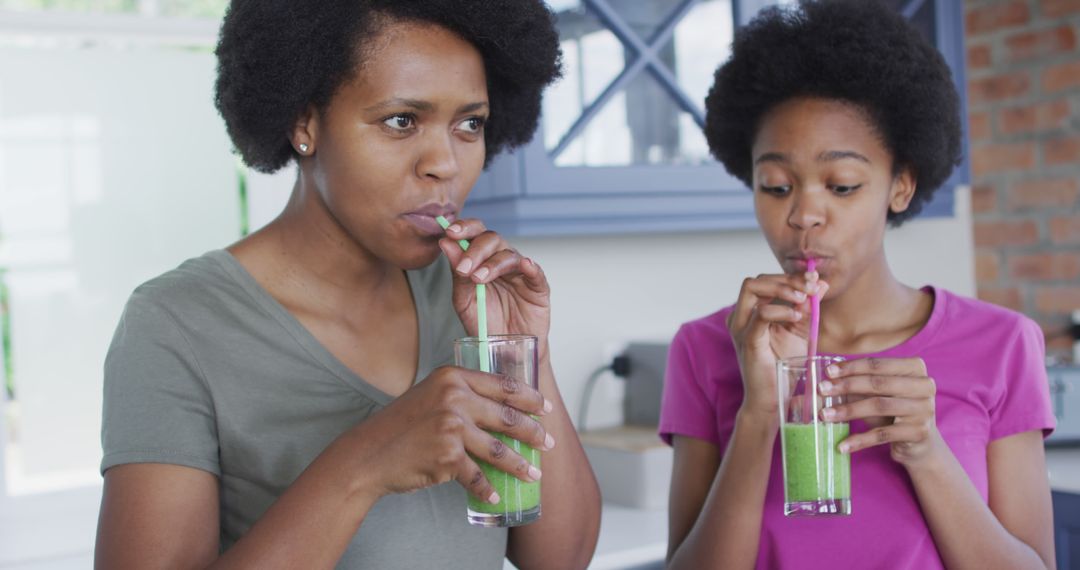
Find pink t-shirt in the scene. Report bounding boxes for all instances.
[658,286,1055,569]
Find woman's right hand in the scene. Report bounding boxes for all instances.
[726,272,828,420]
[350,365,554,504]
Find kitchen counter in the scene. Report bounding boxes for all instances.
[588,503,668,569]
[503,503,667,570]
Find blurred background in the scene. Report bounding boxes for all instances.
[0,0,1077,568]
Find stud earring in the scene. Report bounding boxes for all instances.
[299,143,309,153]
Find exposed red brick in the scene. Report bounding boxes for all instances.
[1005,26,1077,62]
[1035,286,1080,313]
[968,72,1031,104]
[978,287,1023,311]
[1047,334,1074,354]
[972,184,999,213]
[998,100,1071,135]
[968,44,992,69]
[1041,0,1080,18]
[1008,252,1080,280]
[1043,61,1080,93]
[967,2,1031,36]
[1008,177,1080,210]
[1049,216,1080,244]
[973,219,1040,248]
[1039,318,1074,353]
[971,142,1037,177]
[969,110,992,140]
[975,250,1001,282]
[1044,136,1080,166]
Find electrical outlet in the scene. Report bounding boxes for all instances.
[621,341,671,426]
[600,340,629,405]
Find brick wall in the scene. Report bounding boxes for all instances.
[965,0,1080,361]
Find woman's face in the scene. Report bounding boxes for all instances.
[296,21,489,269]
[751,97,915,297]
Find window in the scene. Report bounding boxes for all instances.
[466,0,970,236]
[0,4,236,564]
[0,0,228,19]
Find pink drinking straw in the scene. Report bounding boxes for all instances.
[807,258,821,359]
[804,258,821,423]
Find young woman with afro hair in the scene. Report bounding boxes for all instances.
[95,2,600,568]
[659,1,1055,568]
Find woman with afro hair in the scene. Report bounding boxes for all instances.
[95,1,600,568]
[660,1,1055,568]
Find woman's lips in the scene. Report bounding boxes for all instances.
[789,256,831,272]
[402,203,457,237]
[402,213,448,237]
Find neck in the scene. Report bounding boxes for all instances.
[817,248,926,353]
[261,173,401,308]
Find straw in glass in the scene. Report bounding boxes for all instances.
[437,215,490,373]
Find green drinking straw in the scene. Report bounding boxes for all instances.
[436,216,491,373]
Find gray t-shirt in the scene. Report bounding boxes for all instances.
[101,250,507,569]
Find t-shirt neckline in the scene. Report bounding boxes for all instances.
[208,249,431,406]
[826,285,947,360]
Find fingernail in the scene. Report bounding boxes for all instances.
[473,267,489,281]
[827,365,840,377]
[448,224,462,233]
[838,443,851,454]
[488,491,501,504]
[456,258,473,274]
[820,380,834,394]
[542,399,553,414]
[544,433,555,450]
[527,465,542,481]
[822,407,837,420]
[793,291,806,301]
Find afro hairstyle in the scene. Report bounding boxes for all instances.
[704,0,963,225]
[214,0,562,173]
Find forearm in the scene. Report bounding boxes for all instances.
[669,411,775,570]
[507,357,601,570]
[908,440,1047,570]
[210,430,380,569]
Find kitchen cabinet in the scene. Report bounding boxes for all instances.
[1054,491,1080,569]
[1048,448,1080,568]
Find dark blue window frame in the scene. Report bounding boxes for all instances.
[466,0,971,237]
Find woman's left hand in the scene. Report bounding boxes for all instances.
[820,357,944,466]
[438,218,550,356]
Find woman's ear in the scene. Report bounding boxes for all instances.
[290,104,319,157]
[889,166,917,215]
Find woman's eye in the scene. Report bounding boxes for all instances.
[759,185,792,196]
[458,116,486,134]
[383,114,415,131]
[830,184,862,196]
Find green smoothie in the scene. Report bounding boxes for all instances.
[467,434,541,516]
[781,422,851,503]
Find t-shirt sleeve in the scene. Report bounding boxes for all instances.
[988,316,1056,441]
[659,324,720,447]
[100,292,220,476]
